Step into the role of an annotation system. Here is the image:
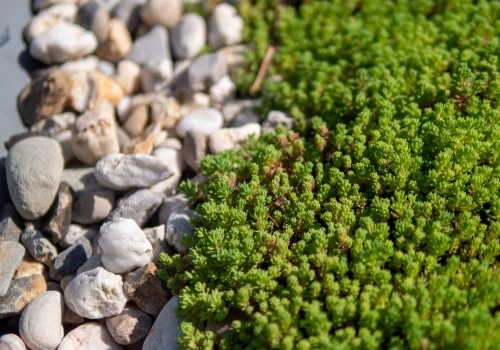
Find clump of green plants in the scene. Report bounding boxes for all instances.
[159,1,500,348]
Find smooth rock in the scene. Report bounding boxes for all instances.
[71,101,120,166]
[140,59,173,92]
[53,238,92,276]
[71,180,115,225]
[178,91,210,116]
[98,60,116,76]
[150,95,181,130]
[177,52,227,92]
[143,224,171,259]
[60,168,94,193]
[115,60,141,95]
[208,3,243,50]
[0,334,26,350]
[64,267,128,318]
[14,252,46,280]
[99,218,153,273]
[109,190,163,227]
[171,13,206,60]
[209,75,236,109]
[158,138,182,150]
[182,130,206,172]
[159,194,188,224]
[123,123,161,155]
[96,18,132,63]
[122,104,149,138]
[149,172,181,196]
[106,305,153,345]
[23,13,63,43]
[63,307,84,326]
[126,26,170,65]
[39,3,78,21]
[54,130,74,164]
[29,22,98,65]
[60,56,100,76]
[43,182,73,244]
[208,123,261,154]
[111,0,146,33]
[140,0,182,28]
[262,110,294,132]
[166,209,197,253]
[17,69,70,127]
[77,0,110,43]
[0,204,23,242]
[94,153,174,191]
[59,275,74,290]
[123,263,168,316]
[175,108,223,138]
[58,322,123,350]
[142,295,181,349]
[0,242,25,297]
[76,253,102,274]
[19,291,64,350]
[153,141,185,172]
[21,225,58,266]
[0,275,47,319]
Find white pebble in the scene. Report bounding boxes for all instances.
[209,123,261,154]
[208,3,243,50]
[175,108,223,138]
[171,13,206,59]
[58,322,122,350]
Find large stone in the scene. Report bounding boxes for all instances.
[175,108,223,138]
[53,238,92,276]
[126,26,170,65]
[94,153,174,191]
[0,275,47,319]
[77,0,110,43]
[96,18,133,63]
[43,182,74,244]
[0,242,25,297]
[171,13,206,60]
[109,189,163,227]
[123,263,168,316]
[99,218,153,273]
[29,22,98,65]
[17,69,70,127]
[0,204,23,242]
[176,53,227,92]
[142,295,181,350]
[182,130,207,172]
[166,209,197,254]
[21,225,58,267]
[58,322,123,350]
[140,0,182,29]
[105,305,153,345]
[19,291,64,350]
[64,267,128,318]
[208,3,243,50]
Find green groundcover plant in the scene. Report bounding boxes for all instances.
[159,0,500,348]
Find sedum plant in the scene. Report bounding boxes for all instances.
[159,0,500,348]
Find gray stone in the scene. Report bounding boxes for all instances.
[176,53,227,92]
[60,168,95,193]
[126,26,170,65]
[209,75,236,109]
[76,253,102,274]
[71,180,116,225]
[208,123,261,154]
[59,274,74,290]
[171,13,206,60]
[98,60,116,76]
[123,263,168,317]
[43,182,74,244]
[29,112,76,136]
[182,130,207,172]
[262,110,294,133]
[0,334,27,350]
[143,224,172,260]
[109,189,163,228]
[166,209,198,254]
[53,238,92,276]
[46,282,63,293]
[58,322,123,350]
[111,0,147,33]
[63,307,84,326]
[19,291,64,350]
[140,0,182,29]
[0,204,23,242]
[208,3,243,50]
[175,108,223,138]
[6,137,64,220]
[60,224,98,248]
[77,0,110,43]
[158,194,188,224]
[142,295,181,350]
[140,59,173,93]
[21,225,58,267]
[106,305,153,345]
[0,242,25,297]
[0,274,47,319]
[55,130,74,164]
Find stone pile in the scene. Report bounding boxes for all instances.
[0,0,294,349]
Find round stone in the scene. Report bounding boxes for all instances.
[171,13,206,60]
[175,108,223,138]
[105,305,153,345]
[58,322,122,350]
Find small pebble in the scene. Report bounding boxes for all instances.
[142,295,181,350]
[105,305,153,345]
[171,13,206,60]
[62,307,84,326]
[262,110,294,132]
[71,176,115,225]
[96,18,133,63]
[182,130,207,172]
[126,25,170,65]
[115,60,141,95]
[58,322,123,350]
[175,107,223,138]
[43,182,74,244]
[166,209,198,253]
[140,0,182,28]
[0,334,27,350]
[111,0,147,33]
[150,95,182,129]
[53,237,92,276]
[159,194,188,224]
[76,253,102,274]
[122,104,149,137]
[177,52,227,92]
[21,225,58,267]
[60,224,98,249]
[208,122,261,154]
[0,242,25,297]
[109,189,164,227]
[140,59,173,92]
[209,75,236,109]
[64,267,129,318]
[143,224,171,259]
[208,3,243,50]
[77,0,110,43]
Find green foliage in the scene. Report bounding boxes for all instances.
[159,0,500,348]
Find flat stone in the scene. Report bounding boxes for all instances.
[166,209,198,253]
[14,252,46,280]
[126,26,170,65]
[19,291,64,350]
[262,110,294,133]
[159,194,188,224]
[71,101,120,166]
[123,263,168,317]
[0,242,25,297]
[76,253,102,274]
[99,218,153,273]
[143,224,172,260]
[94,153,174,191]
[111,0,147,33]
[17,68,70,127]
[106,305,153,345]
[208,3,243,50]
[171,13,206,60]
[109,189,163,227]
[43,182,74,244]
[77,0,110,43]
[123,123,162,155]
[208,123,261,154]
[175,108,223,138]
[0,275,47,319]
[53,238,92,276]
[0,334,27,350]
[0,204,23,242]
[182,130,207,172]
[142,295,181,350]
[29,22,98,65]
[140,0,182,29]
[96,18,133,63]
[58,322,123,350]
[64,267,128,318]
[21,225,58,267]
[176,53,227,92]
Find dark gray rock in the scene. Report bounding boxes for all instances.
[21,225,58,266]
[53,238,92,276]
[108,189,163,228]
[76,253,102,274]
[0,204,23,242]
[126,26,170,65]
[43,182,74,244]
[0,241,25,297]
